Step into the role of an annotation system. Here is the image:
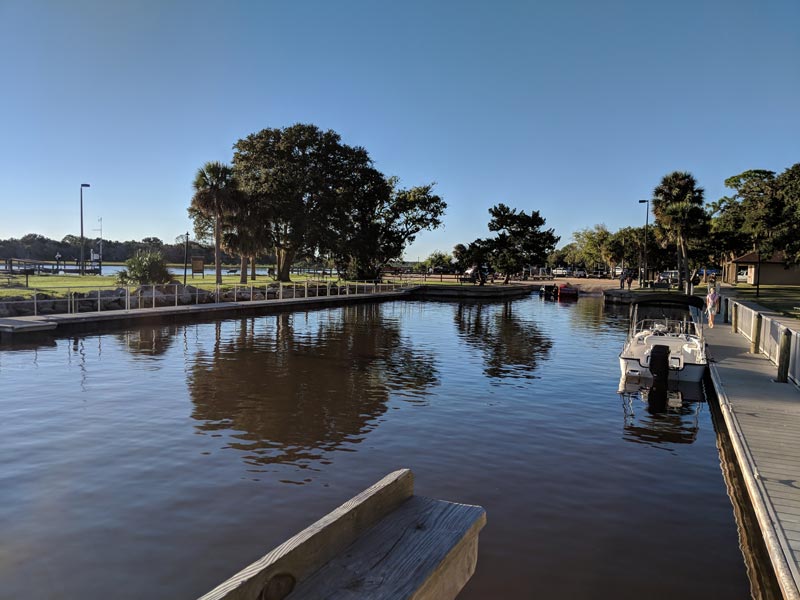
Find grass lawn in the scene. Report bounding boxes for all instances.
[721,283,800,317]
[637,282,800,318]
[0,272,414,299]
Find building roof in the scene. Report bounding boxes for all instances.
[733,250,787,264]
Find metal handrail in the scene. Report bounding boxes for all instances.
[727,298,799,387]
[0,279,413,318]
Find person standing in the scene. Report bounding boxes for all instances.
[706,286,719,328]
[619,270,625,289]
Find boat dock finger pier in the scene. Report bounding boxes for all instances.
[704,297,800,599]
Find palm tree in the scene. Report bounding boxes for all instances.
[222,199,269,284]
[652,172,707,290]
[191,161,237,284]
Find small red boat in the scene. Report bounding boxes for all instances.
[558,284,579,299]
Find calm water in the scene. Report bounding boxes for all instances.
[0,296,752,599]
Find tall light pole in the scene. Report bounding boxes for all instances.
[638,199,649,286]
[93,217,103,276]
[183,231,190,286]
[80,183,90,274]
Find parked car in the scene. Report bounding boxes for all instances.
[737,269,748,283]
[574,269,587,278]
[553,267,571,276]
[658,270,680,285]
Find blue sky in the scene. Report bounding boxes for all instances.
[1,0,798,260]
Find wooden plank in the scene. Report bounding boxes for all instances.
[199,469,415,600]
[755,465,800,479]
[738,425,800,438]
[760,487,800,507]
[738,430,800,444]
[766,499,800,517]
[294,495,486,600]
[750,452,800,467]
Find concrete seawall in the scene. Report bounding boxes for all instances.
[0,284,540,342]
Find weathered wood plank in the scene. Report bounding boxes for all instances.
[199,469,414,600]
[199,469,486,600]
[294,495,485,599]
[770,498,800,516]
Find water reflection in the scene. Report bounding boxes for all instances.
[187,304,439,470]
[453,301,553,379]
[620,381,707,450]
[115,326,178,356]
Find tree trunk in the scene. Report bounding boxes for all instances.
[678,235,689,293]
[276,247,294,282]
[239,255,247,284]
[250,256,257,280]
[214,213,222,285]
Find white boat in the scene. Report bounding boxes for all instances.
[619,294,707,385]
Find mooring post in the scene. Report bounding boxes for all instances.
[732,302,738,333]
[750,313,762,354]
[723,297,729,323]
[777,328,792,383]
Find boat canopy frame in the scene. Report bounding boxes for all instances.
[627,293,705,338]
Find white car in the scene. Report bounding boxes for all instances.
[574,269,587,278]
[552,267,571,276]
[737,269,748,283]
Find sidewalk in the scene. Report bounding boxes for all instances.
[705,322,800,599]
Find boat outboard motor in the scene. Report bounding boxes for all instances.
[650,344,670,393]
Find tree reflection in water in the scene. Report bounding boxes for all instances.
[187,304,438,469]
[453,301,553,379]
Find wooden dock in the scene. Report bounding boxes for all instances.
[706,321,800,599]
[200,469,486,600]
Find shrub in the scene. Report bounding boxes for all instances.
[116,251,172,285]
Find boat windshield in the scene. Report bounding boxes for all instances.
[634,318,701,337]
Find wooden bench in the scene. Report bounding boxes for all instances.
[200,469,486,600]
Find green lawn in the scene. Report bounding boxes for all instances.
[721,283,800,317]
[0,271,494,299]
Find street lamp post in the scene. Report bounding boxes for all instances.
[638,199,649,286]
[80,183,90,274]
[94,217,103,276]
[183,231,190,286]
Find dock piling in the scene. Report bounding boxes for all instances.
[750,313,762,354]
[777,329,793,383]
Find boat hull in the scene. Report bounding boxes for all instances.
[619,356,706,383]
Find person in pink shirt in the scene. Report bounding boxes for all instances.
[706,286,719,328]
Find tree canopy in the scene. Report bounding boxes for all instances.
[651,171,709,289]
[228,123,445,281]
[455,203,558,284]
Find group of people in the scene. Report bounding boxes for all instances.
[618,270,634,290]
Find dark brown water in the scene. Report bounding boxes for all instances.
[0,297,753,598]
